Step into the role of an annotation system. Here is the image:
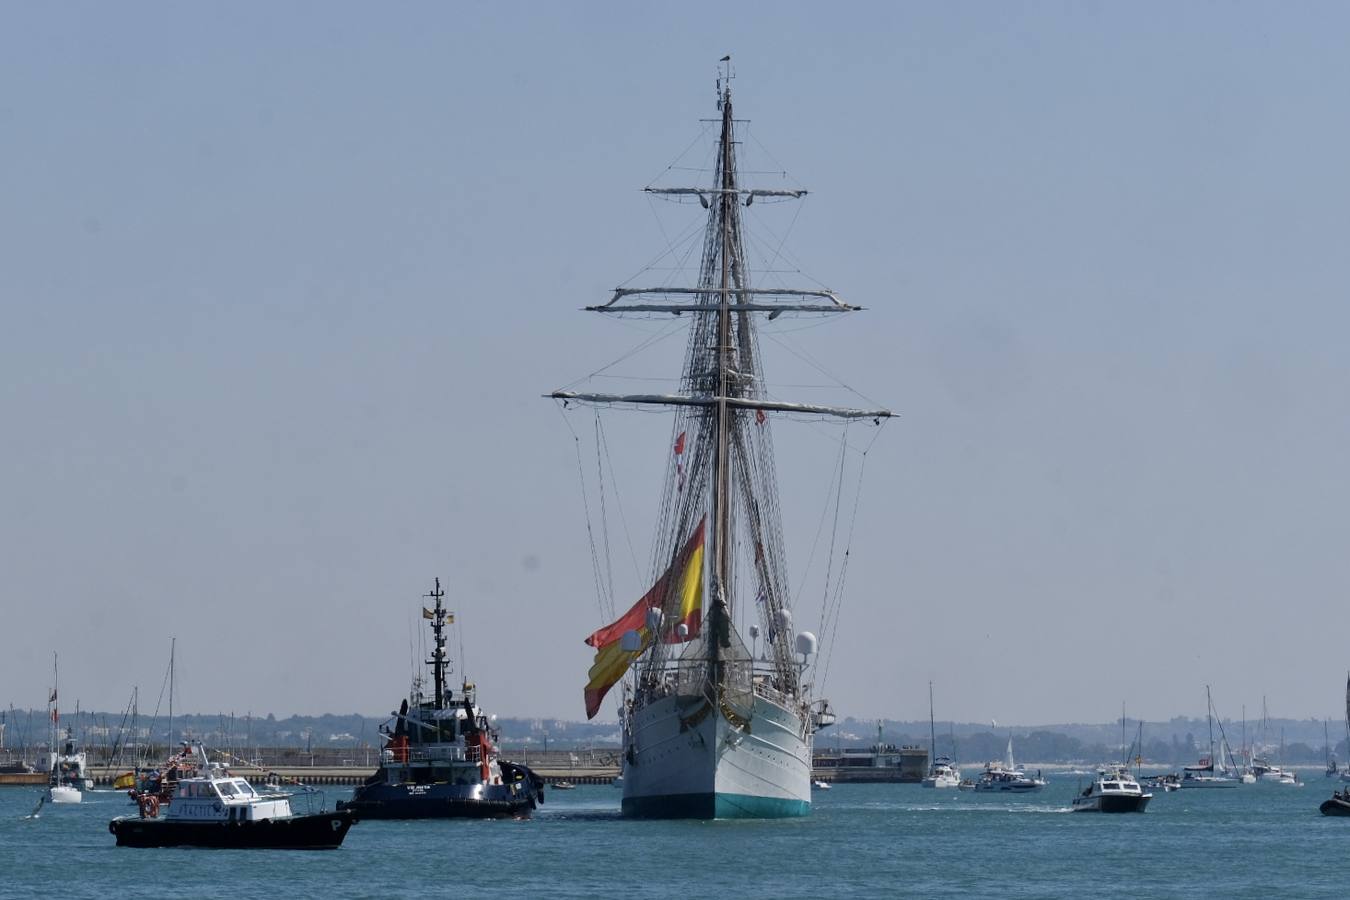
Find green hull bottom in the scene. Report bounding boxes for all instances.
[622,792,810,819]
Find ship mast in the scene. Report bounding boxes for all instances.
[708,64,735,683]
[425,578,450,710]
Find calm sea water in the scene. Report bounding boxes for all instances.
[3,775,1349,898]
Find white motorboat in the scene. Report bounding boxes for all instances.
[110,743,355,848]
[812,780,831,791]
[922,757,961,789]
[1072,766,1152,813]
[972,738,1045,792]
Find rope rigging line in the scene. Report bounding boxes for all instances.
[815,422,850,662]
[642,121,714,189]
[593,414,617,618]
[762,328,888,411]
[818,424,881,694]
[596,413,643,583]
[555,320,686,393]
[555,404,615,622]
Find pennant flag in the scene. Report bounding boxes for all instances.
[445,613,455,624]
[583,518,705,718]
[422,607,435,619]
[674,431,687,492]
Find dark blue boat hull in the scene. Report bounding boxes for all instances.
[337,780,537,820]
[110,810,355,849]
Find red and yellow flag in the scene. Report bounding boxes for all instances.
[583,518,705,719]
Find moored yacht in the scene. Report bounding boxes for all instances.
[109,743,355,849]
[922,757,961,789]
[1180,758,1239,788]
[1071,766,1152,813]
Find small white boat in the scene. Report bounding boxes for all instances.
[921,757,961,789]
[812,779,831,791]
[972,739,1045,793]
[1259,766,1299,785]
[1071,766,1152,813]
[1140,773,1180,792]
[47,784,81,804]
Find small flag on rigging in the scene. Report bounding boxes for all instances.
[674,430,687,491]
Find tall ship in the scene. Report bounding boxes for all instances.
[552,60,891,819]
[337,579,543,819]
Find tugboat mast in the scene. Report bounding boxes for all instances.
[424,578,450,710]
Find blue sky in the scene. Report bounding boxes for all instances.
[3,2,1349,724]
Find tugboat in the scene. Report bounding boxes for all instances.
[109,743,355,849]
[336,579,543,819]
[1071,765,1152,813]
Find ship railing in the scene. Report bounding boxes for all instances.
[406,746,467,763]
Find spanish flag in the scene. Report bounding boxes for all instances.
[583,518,705,719]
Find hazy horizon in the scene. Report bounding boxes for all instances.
[5,2,1350,725]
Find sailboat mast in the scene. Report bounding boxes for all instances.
[167,637,175,751]
[928,682,937,765]
[1206,685,1215,768]
[50,652,58,763]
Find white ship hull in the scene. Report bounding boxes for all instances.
[622,691,811,818]
[47,785,81,804]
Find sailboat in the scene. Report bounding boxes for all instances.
[552,61,891,819]
[1251,698,1298,784]
[921,682,960,788]
[1180,685,1238,788]
[45,654,84,804]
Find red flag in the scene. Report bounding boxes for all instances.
[673,431,686,455]
[755,408,767,425]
